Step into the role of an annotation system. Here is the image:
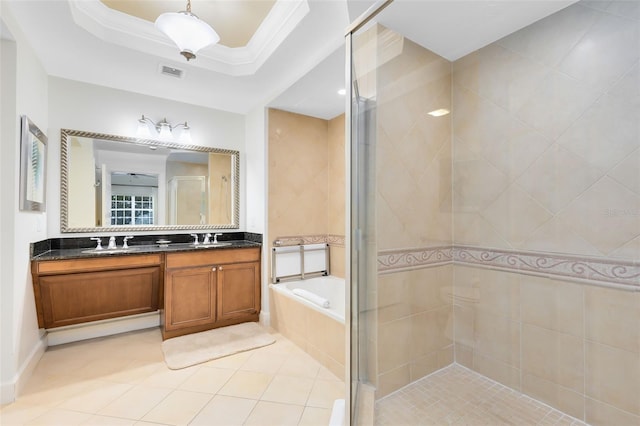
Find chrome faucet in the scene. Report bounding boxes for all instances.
[213,233,223,244]
[108,236,117,249]
[123,236,134,249]
[190,233,199,245]
[90,237,103,250]
[203,233,212,244]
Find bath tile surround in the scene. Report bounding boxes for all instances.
[267,110,346,280]
[270,279,345,381]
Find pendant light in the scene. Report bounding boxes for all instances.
[155,0,220,61]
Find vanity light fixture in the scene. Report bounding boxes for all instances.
[155,0,220,61]
[137,115,192,143]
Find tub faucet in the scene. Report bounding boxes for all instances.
[203,233,212,244]
[213,233,223,244]
[190,233,199,245]
[108,236,117,249]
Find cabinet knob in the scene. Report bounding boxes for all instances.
[212,267,217,272]
[219,266,224,271]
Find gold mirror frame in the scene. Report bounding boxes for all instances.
[60,129,240,233]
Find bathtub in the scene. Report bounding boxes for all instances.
[271,276,345,322]
[269,276,345,379]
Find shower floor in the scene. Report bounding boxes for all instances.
[374,364,586,426]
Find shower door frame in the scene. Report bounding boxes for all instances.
[345,1,394,423]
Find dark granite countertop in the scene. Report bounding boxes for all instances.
[31,232,262,261]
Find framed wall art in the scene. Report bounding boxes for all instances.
[19,115,47,212]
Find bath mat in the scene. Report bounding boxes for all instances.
[161,322,275,369]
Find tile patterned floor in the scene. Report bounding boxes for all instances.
[0,327,344,426]
[375,365,587,426]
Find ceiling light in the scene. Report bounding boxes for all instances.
[137,115,192,143]
[155,0,220,61]
[428,108,450,117]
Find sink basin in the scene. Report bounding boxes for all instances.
[81,248,139,255]
[191,242,232,248]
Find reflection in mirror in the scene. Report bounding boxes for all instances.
[61,129,239,233]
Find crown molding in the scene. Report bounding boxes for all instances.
[68,0,309,76]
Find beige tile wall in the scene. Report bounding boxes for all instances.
[268,109,329,240]
[369,26,453,397]
[328,114,346,277]
[453,266,640,424]
[452,1,640,260]
[269,288,345,380]
[451,2,640,423]
[267,109,346,278]
[377,266,454,397]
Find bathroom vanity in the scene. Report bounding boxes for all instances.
[30,236,262,340]
[30,128,261,340]
[164,246,260,339]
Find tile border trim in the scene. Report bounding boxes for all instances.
[377,245,640,291]
[378,246,454,273]
[274,234,345,247]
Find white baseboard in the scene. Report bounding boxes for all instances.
[0,333,46,405]
[259,311,271,327]
[47,311,160,346]
[15,335,46,400]
[0,381,15,405]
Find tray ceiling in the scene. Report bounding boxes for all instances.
[100,0,276,48]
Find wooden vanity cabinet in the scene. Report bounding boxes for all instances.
[217,261,260,321]
[163,247,261,339]
[31,254,163,329]
[30,246,261,338]
[164,265,217,332]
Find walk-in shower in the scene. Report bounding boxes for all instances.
[347,1,640,424]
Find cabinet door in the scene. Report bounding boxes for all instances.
[217,261,260,321]
[165,266,216,331]
[39,267,160,329]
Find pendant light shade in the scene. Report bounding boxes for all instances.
[155,0,219,61]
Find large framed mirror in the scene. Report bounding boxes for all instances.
[60,129,239,233]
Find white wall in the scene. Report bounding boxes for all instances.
[244,106,269,317]
[1,6,49,404]
[47,77,246,237]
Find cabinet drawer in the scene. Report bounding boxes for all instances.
[166,247,260,269]
[36,254,162,275]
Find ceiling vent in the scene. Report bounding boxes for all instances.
[158,64,185,79]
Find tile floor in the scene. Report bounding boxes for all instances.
[374,364,587,426]
[0,327,345,426]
